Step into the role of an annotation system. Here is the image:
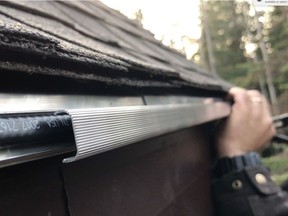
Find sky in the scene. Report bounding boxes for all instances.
[100,0,201,59]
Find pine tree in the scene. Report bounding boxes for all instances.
[199,1,247,83]
[199,0,217,77]
[268,7,288,94]
[268,7,288,112]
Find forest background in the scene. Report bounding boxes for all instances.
[197,1,288,115]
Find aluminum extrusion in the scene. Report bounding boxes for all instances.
[0,94,143,113]
[64,101,230,162]
[0,94,230,167]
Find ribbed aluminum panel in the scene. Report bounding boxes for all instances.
[64,101,230,162]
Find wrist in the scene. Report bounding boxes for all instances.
[213,152,262,178]
[217,144,247,158]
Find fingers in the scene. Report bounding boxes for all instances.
[234,88,274,139]
[229,88,269,110]
[246,90,265,113]
[230,88,263,101]
[246,90,263,104]
[247,90,271,116]
[229,88,273,127]
[228,87,251,109]
[218,87,275,156]
[228,87,247,101]
[246,90,262,98]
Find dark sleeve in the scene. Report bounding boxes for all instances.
[212,165,288,216]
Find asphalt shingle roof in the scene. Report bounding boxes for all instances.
[0,0,230,94]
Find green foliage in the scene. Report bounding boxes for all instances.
[262,155,288,174]
[272,173,288,185]
[261,143,284,158]
[262,145,288,185]
[218,61,264,88]
[200,1,257,89]
[200,1,288,103]
[268,7,288,97]
[204,1,246,62]
[269,7,288,51]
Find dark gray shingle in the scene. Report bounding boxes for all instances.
[0,0,230,93]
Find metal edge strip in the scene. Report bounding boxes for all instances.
[0,94,144,113]
[63,101,230,163]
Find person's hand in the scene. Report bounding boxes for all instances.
[216,87,276,157]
